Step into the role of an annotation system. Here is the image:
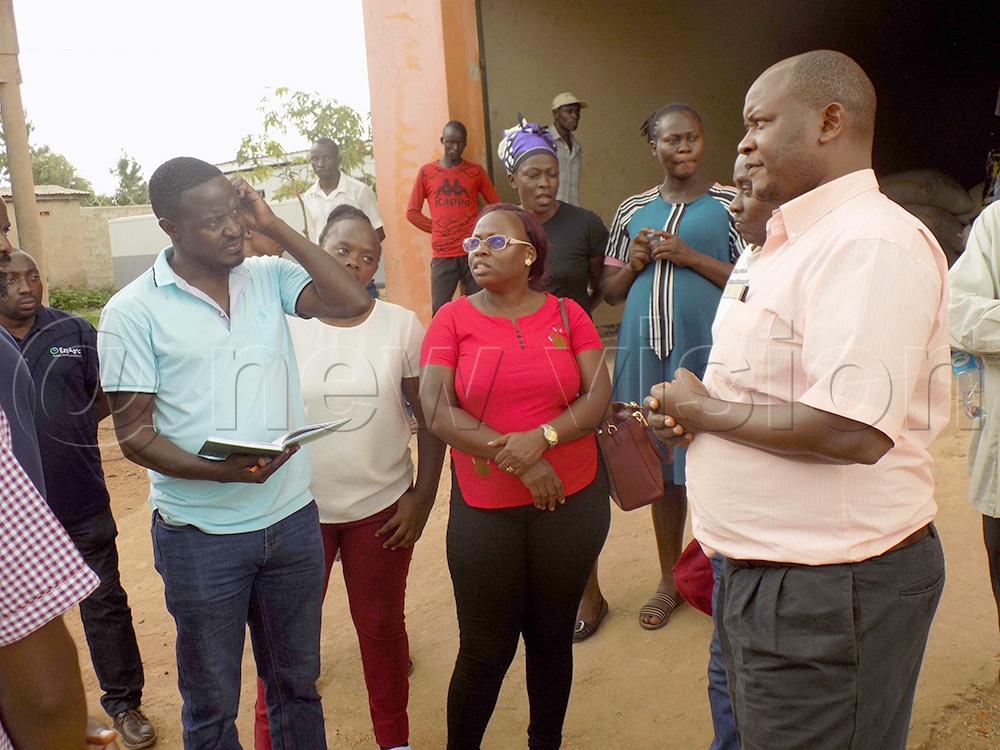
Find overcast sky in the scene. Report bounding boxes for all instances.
[10,0,371,194]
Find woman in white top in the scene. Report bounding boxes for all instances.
[253,205,446,750]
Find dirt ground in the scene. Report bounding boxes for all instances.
[64,409,1000,749]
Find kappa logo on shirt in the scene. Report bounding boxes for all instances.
[49,345,83,358]
[438,178,469,198]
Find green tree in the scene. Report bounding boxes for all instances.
[30,145,93,192]
[109,151,149,205]
[0,117,92,194]
[236,88,372,238]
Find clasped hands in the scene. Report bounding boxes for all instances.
[486,367,712,509]
[627,228,699,272]
[644,368,712,446]
[488,430,564,511]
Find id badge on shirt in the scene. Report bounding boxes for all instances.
[722,281,749,302]
[723,264,751,302]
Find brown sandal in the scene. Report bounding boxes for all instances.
[638,592,683,630]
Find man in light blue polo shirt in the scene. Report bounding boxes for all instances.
[98,157,371,750]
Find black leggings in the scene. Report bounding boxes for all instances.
[445,466,610,750]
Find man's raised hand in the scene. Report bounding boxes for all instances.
[231,176,279,236]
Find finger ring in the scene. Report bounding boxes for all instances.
[506,466,516,474]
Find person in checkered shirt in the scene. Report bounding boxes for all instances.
[0,399,99,749]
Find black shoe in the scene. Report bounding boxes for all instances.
[573,598,609,643]
[113,708,157,749]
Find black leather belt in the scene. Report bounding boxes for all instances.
[727,524,934,570]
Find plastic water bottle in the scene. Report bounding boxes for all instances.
[951,350,985,419]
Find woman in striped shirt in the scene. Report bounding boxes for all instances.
[574,103,743,639]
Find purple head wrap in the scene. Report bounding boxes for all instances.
[498,115,557,175]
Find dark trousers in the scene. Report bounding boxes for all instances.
[718,527,944,750]
[445,468,610,750]
[62,505,145,717]
[152,502,326,750]
[984,514,1000,633]
[431,256,482,315]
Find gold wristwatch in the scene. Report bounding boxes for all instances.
[540,423,559,448]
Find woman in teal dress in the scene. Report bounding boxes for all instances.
[574,103,743,639]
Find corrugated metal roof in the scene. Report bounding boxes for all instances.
[0,184,92,198]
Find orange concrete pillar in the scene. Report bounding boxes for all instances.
[361,0,485,325]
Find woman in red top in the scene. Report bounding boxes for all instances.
[421,203,611,750]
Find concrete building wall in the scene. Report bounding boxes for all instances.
[360,0,993,319]
[479,1,776,224]
[4,198,151,291]
[80,204,151,289]
[4,195,91,288]
[478,0,996,223]
[42,199,86,287]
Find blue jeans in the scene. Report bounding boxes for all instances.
[709,554,740,750]
[152,502,327,750]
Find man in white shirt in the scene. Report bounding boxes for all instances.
[302,138,384,243]
[948,200,1000,646]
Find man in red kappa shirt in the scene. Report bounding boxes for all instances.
[407,120,500,314]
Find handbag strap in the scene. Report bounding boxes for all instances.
[557,296,571,343]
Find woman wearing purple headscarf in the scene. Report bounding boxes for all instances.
[499,118,609,313]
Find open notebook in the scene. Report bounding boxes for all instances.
[197,419,350,460]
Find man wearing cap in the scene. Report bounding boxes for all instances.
[550,93,588,206]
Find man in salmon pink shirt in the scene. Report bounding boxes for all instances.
[648,50,949,750]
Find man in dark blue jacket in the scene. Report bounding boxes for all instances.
[0,245,156,750]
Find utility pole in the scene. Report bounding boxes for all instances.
[0,0,47,286]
